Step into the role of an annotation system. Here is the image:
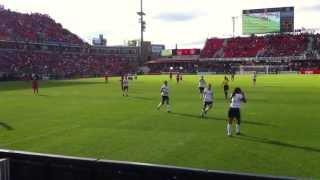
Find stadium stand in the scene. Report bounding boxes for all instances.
[0,6,319,77]
[0,8,83,44]
[147,33,320,74]
[201,34,309,58]
[0,48,136,80]
[0,7,139,81]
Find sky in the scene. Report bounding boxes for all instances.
[1,0,320,48]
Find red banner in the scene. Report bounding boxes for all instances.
[176,49,200,56]
[300,69,320,74]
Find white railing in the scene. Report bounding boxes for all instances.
[200,56,311,62]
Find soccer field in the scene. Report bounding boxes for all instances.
[1,75,320,178]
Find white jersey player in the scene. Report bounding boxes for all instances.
[201,84,214,118]
[157,80,171,112]
[227,87,247,136]
[122,77,129,96]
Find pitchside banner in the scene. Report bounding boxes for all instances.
[243,7,294,34]
[300,69,320,74]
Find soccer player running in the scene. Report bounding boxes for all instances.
[157,80,171,112]
[222,76,230,100]
[198,76,206,99]
[227,87,247,136]
[252,72,257,87]
[201,84,214,118]
[122,76,129,96]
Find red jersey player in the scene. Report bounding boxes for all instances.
[32,74,39,95]
[104,72,108,83]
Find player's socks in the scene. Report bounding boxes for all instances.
[157,103,162,110]
[167,105,171,112]
[201,110,205,118]
[227,124,232,136]
[236,124,240,135]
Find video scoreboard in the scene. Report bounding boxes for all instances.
[243,7,294,34]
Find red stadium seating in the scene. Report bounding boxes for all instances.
[0,8,83,44]
[201,39,224,58]
[201,34,309,58]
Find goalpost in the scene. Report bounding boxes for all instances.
[239,65,270,74]
[238,65,289,74]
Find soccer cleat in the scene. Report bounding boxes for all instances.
[236,132,241,135]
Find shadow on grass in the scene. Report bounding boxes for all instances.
[37,94,50,97]
[170,112,275,127]
[242,120,276,127]
[1,80,105,91]
[128,96,155,101]
[236,134,320,153]
[170,112,225,121]
[0,122,14,130]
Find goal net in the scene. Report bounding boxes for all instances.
[239,65,289,74]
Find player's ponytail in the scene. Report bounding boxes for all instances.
[231,87,242,98]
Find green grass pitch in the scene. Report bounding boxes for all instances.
[1,75,320,178]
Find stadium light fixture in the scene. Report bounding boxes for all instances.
[137,0,146,64]
[232,16,238,37]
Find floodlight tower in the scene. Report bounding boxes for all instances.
[232,16,238,37]
[137,0,146,64]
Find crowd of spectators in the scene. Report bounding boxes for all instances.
[201,34,310,58]
[0,49,136,80]
[0,7,83,44]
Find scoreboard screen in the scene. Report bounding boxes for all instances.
[243,7,294,34]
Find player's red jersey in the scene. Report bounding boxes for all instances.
[32,80,38,89]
